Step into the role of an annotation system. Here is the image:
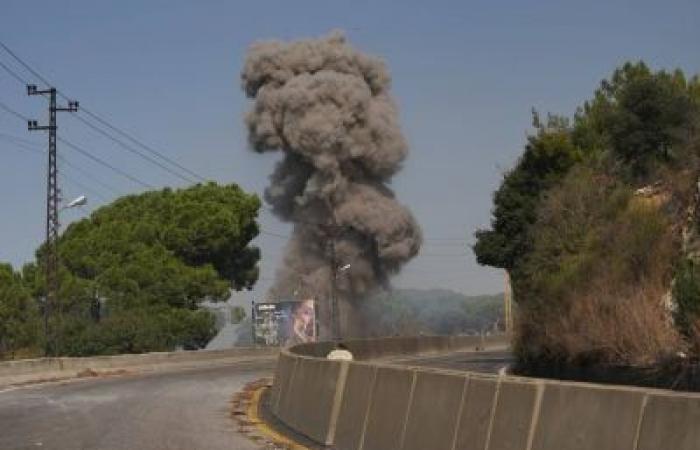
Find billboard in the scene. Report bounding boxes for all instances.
[253,299,317,347]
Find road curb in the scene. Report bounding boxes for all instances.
[248,386,309,450]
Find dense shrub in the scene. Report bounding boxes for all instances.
[477,61,700,368]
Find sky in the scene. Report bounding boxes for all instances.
[0,0,698,300]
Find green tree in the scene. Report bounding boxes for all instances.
[0,263,39,359]
[475,61,700,367]
[27,182,261,356]
[473,115,582,271]
[59,182,261,290]
[576,61,698,177]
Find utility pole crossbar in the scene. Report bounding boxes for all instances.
[27,85,78,356]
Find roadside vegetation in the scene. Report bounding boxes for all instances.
[474,61,700,375]
[364,289,503,336]
[0,182,261,359]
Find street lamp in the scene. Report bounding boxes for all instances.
[61,195,87,211]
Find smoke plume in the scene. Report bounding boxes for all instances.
[241,31,421,335]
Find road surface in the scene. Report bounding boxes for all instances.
[384,349,513,373]
[0,349,511,450]
[0,357,276,450]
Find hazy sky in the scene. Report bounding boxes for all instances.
[0,0,698,299]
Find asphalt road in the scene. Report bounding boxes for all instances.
[384,350,513,373]
[0,357,277,450]
[0,349,510,450]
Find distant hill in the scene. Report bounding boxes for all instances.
[364,288,504,336]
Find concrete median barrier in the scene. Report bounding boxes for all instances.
[361,366,416,450]
[269,352,296,415]
[636,391,700,450]
[270,335,700,450]
[531,382,644,450]
[0,346,278,387]
[276,356,347,444]
[402,370,468,450]
[453,376,500,450]
[487,379,540,450]
[334,362,377,450]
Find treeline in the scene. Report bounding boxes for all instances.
[364,289,503,336]
[474,62,700,367]
[0,182,261,359]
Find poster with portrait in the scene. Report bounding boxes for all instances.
[253,299,317,347]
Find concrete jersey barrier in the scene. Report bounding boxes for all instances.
[0,346,278,387]
[272,335,700,450]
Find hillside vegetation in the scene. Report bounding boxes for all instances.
[474,62,700,369]
[364,289,503,336]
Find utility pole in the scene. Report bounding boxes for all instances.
[328,236,340,341]
[320,221,343,341]
[504,270,513,336]
[27,85,78,356]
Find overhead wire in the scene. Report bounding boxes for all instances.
[0,99,30,122]
[0,132,123,197]
[0,134,116,201]
[1,136,110,203]
[0,58,29,86]
[70,113,198,185]
[0,41,52,88]
[58,137,155,189]
[79,107,209,182]
[1,40,476,255]
[59,172,110,203]
[0,97,154,191]
[0,39,210,185]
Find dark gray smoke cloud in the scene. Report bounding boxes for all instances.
[241,31,421,335]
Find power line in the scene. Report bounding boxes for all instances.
[0,100,152,191]
[70,113,198,184]
[60,157,122,197]
[0,131,42,147]
[1,138,109,203]
[0,40,474,248]
[59,173,109,203]
[0,39,210,185]
[259,207,469,243]
[58,137,154,189]
[0,58,29,86]
[0,132,123,197]
[0,99,30,122]
[80,108,208,182]
[0,41,53,89]
[0,133,109,207]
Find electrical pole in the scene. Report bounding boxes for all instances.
[27,85,78,356]
[320,221,343,341]
[504,270,513,336]
[328,236,340,341]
